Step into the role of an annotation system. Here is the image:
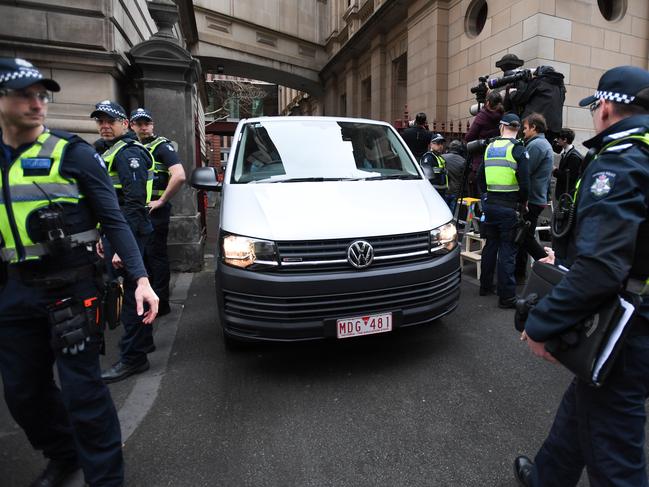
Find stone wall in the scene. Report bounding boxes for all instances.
[0,0,175,141]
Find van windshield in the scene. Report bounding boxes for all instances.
[230,120,422,184]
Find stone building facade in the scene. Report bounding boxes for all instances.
[319,0,649,144]
[0,0,206,271]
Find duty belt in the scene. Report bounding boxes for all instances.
[7,261,99,288]
[0,229,99,262]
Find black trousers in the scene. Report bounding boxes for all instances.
[145,203,171,305]
[0,277,123,487]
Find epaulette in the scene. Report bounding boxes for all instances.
[48,129,90,147]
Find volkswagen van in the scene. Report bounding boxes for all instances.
[191,116,460,345]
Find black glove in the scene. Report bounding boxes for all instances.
[514,293,538,332]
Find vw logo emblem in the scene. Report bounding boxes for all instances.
[347,240,374,269]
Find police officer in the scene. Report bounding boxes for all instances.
[477,113,530,307]
[129,108,186,316]
[514,66,649,486]
[402,112,432,161]
[0,58,158,486]
[420,133,449,202]
[91,101,156,383]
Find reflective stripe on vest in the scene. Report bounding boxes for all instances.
[144,136,171,198]
[102,139,154,202]
[0,132,90,263]
[484,139,519,192]
[432,153,448,190]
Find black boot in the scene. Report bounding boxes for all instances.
[30,458,80,487]
[513,456,534,486]
[101,360,150,384]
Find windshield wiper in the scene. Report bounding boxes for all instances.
[364,174,420,180]
[266,177,344,183]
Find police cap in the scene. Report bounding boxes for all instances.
[130,107,153,122]
[500,113,521,127]
[431,133,445,144]
[579,66,649,109]
[0,57,60,92]
[91,100,127,120]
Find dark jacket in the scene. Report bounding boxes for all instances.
[506,69,566,136]
[526,115,649,341]
[442,151,465,196]
[553,146,583,197]
[103,133,153,238]
[465,107,503,173]
[402,125,432,161]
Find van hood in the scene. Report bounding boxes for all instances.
[221,180,453,240]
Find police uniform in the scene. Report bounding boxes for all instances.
[477,113,530,306]
[516,66,649,487]
[420,133,449,200]
[131,108,181,313]
[91,101,155,381]
[0,58,147,487]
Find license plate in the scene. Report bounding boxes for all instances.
[336,312,392,339]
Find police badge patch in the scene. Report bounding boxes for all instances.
[590,171,616,198]
[129,158,140,169]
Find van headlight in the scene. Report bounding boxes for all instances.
[430,222,457,254]
[221,234,279,269]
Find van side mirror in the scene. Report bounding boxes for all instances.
[190,167,222,192]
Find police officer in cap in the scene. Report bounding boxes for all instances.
[129,108,186,316]
[514,66,649,486]
[402,112,432,161]
[91,101,156,383]
[477,113,530,308]
[0,58,158,486]
[420,133,449,202]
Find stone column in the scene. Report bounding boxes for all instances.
[128,0,204,271]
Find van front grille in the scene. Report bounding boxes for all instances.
[274,231,431,272]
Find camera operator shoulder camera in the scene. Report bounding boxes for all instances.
[470,54,566,142]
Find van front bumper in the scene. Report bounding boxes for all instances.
[215,247,461,342]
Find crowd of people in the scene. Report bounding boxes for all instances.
[2,53,649,487]
[404,61,649,487]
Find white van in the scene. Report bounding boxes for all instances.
[191,116,460,345]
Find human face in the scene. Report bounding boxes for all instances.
[522,121,535,141]
[130,119,154,140]
[0,83,49,130]
[431,142,444,153]
[95,115,128,140]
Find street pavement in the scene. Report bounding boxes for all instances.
[2,211,649,486]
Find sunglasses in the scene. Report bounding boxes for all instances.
[589,100,601,114]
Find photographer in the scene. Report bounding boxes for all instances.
[476,113,530,308]
[465,91,503,197]
[504,65,566,143]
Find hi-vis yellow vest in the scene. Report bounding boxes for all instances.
[101,139,154,203]
[484,138,519,192]
[0,131,96,263]
[144,136,171,199]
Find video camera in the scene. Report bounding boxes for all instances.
[469,68,535,116]
[466,137,496,156]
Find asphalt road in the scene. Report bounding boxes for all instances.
[2,260,648,486]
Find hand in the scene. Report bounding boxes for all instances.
[112,253,123,269]
[135,277,159,324]
[147,199,165,213]
[96,240,104,259]
[521,331,559,364]
[539,246,555,265]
